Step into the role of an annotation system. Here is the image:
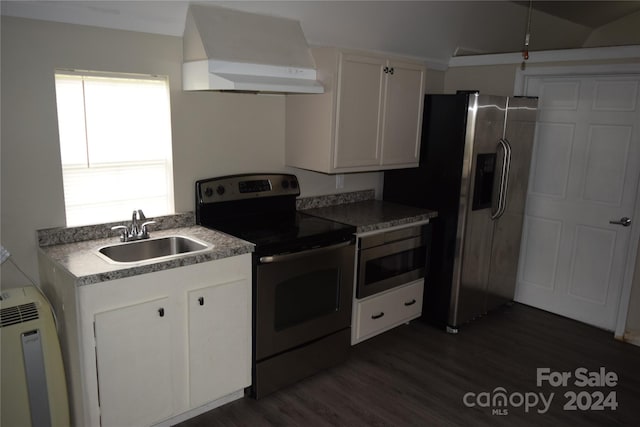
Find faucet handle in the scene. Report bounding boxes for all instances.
[111,225,129,242]
[140,221,156,239]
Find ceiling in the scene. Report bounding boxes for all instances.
[2,1,639,68]
[518,1,640,28]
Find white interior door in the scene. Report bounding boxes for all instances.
[515,74,640,330]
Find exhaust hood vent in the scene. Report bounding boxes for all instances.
[182,4,323,94]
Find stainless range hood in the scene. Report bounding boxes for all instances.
[182,4,323,94]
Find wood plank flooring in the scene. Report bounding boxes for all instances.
[177,303,640,426]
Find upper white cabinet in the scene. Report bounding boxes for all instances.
[380,60,427,166]
[334,54,386,169]
[286,48,425,173]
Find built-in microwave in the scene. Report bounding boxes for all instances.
[356,223,431,299]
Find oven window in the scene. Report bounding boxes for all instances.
[274,268,341,331]
[364,246,427,287]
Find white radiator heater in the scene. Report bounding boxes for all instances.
[1,286,69,427]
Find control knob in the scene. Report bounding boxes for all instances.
[216,185,226,195]
[204,187,213,197]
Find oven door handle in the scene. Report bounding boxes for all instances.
[259,241,352,264]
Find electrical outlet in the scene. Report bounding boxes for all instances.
[336,174,345,189]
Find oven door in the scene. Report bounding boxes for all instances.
[357,225,430,299]
[255,241,355,361]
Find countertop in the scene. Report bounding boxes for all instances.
[302,200,437,233]
[38,225,254,286]
[38,194,435,285]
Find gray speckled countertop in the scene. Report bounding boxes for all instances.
[39,192,434,285]
[302,200,437,233]
[38,225,254,286]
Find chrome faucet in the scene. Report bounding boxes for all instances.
[131,210,140,236]
[111,209,156,242]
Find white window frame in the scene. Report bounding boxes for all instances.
[54,70,175,226]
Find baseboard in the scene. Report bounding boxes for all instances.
[622,331,640,347]
[154,389,245,427]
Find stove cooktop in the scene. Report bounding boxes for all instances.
[195,174,355,256]
[207,211,355,256]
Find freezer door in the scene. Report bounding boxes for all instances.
[486,97,538,311]
[450,95,507,327]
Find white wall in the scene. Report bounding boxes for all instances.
[0,16,381,287]
[625,248,640,345]
[444,64,518,96]
[424,69,446,94]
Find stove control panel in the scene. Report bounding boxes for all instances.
[197,173,300,204]
[239,179,271,193]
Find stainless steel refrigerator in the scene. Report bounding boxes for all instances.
[383,92,538,332]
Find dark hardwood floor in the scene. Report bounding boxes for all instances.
[178,304,640,426]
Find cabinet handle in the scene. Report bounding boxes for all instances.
[404,299,417,306]
[371,312,385,320]
[158,308,165,317]
[383,66,389,74]
[198,297,204,306]
[389,67,395,75]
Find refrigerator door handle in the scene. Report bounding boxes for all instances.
[491,138,512,220]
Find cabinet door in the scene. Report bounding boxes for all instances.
[94,297,173,427]
[381,60,425,166]
[188,279,251,408]
[334,53,385,169]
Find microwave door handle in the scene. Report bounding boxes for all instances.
[259,241,352,264]
[491,138,512,220]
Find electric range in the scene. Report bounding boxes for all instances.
[195,173,355,398]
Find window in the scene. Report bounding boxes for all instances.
[54,71,174,226]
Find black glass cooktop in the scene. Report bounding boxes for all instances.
[195,174,355,256]
[207,211,355,256]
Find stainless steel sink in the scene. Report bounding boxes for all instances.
[98,236,210,263]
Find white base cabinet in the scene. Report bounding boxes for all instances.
[94,297,174,427]
[286,47,425,174]
[187,280,251,408]
[352,279,424,344]
[40,253,252,427]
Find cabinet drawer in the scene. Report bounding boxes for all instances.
[353,280,424,343]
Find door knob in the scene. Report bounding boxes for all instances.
[609,217,632,227]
